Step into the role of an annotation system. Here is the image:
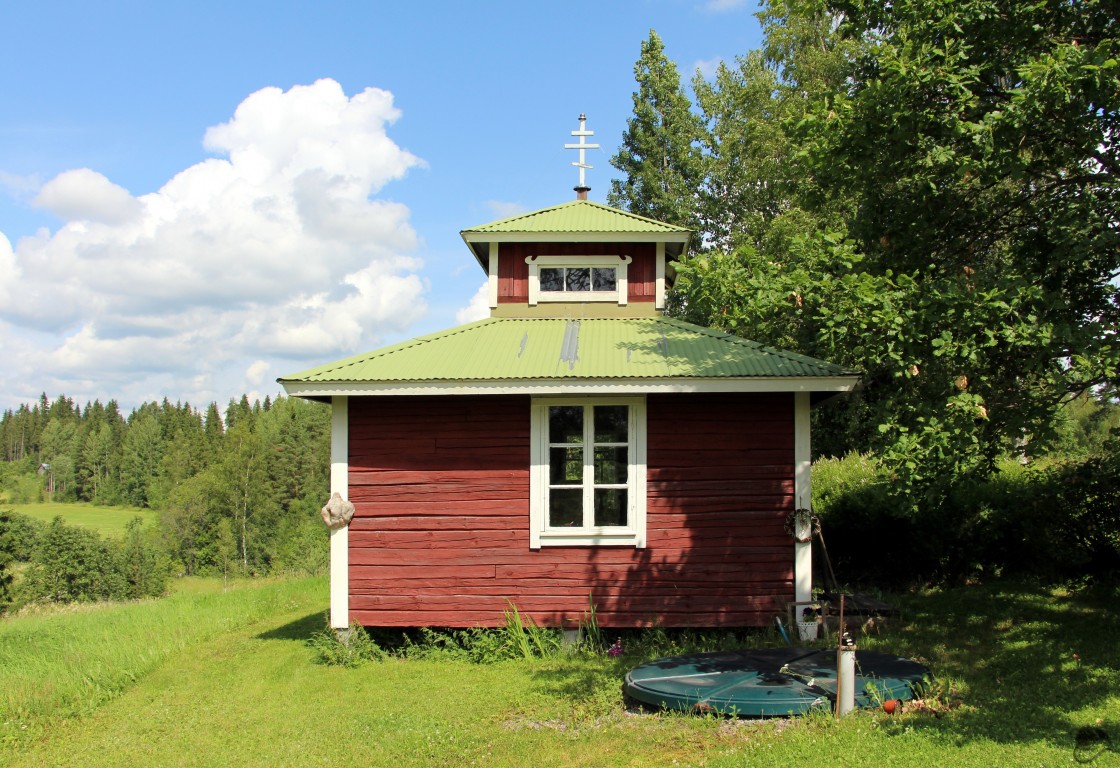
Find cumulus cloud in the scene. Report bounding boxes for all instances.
[0,233,17,305]
[455,282,491,325]
[33,168,142,224]
[0,78,427,410]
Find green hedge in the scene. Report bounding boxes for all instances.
[812,450,1120,586]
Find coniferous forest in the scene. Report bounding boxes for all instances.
[0,393,330,610]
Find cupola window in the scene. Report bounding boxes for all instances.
[527,254,631,306]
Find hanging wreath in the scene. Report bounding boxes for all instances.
[784,507,819,543]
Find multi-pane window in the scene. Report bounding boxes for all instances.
[539,267,618,294]
[530,397,646,548]
[526,255,631,306]
[547,404,629,528]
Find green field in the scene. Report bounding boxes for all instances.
[2,578,1117,767]
[4,502,158,536]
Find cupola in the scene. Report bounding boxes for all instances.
[459,115,691,319]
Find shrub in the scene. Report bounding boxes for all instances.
[114,517,174,599]
[1,511,46,561]
[14,516,173,607]
[0,511,13,612]
[812,448,1120,587]
[267,497,329,577]
[18,516,126,604]
[307,620,386,667]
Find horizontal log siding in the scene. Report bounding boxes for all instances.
[496,243,656,304]
[348,392,795,628]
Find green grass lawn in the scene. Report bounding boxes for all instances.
[2,578,1117,767]
[5,502,158,536]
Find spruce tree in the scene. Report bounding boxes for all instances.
[608,30,707,232]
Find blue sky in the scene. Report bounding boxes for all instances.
[0,0,764,413]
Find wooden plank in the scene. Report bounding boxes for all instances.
[494,562,793,580]
[351,515,523,532]
[627,252,655,301]
[349,594,785,613]
[350,469,528,485]
[350,564,498,579]
[351,609,783,628]
[350,529,525,547]
[348,583,794,598]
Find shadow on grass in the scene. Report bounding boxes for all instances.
[519,583,1120,755]
[860,582,1120,752]
[256,612,323,642]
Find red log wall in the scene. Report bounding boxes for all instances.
[496,243,656,304]
[348,392,795,628]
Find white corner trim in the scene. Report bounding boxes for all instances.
[794,391,812,603]
[330,396,349,629]
[655,242,666,309]
[487,243,499,309]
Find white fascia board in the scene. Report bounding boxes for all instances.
[282,375,860,399]
[461,231,690,245]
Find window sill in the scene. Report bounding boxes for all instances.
[534,530,643,548]
[537,293,621,303]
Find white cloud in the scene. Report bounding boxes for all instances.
[455,282,490,325]
[0,79,427,411]
[245,360,271,387]
[33,168,142,225]
[0,170,42,199]
[485,200,527,220]
[0,233,17,305]
[693,57,725,80]
[702,0,748,11]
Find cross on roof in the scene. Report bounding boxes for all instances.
[564,113,600,194]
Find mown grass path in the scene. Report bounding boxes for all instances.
[4,579,1118,767]
[6,502,158,536]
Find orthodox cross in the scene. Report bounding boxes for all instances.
[564,113,600,192]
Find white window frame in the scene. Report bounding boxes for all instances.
[527,254,631,306]
[529,396,646,548]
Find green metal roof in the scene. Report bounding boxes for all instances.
[461,200,690,236]
[278,317,859,396]
[459,199,692,273]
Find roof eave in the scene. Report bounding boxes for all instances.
[279,375,861,399]
[460,231,692,272]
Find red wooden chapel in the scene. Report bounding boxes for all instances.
[279,117,858,630]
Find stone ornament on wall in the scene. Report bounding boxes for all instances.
[320,492,355,529]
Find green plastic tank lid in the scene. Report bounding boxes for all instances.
[623,648,928,717]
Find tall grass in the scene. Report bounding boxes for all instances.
[0,576,323,734]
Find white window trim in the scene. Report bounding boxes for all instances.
[529,396,646,548]
[527,254,631,307]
